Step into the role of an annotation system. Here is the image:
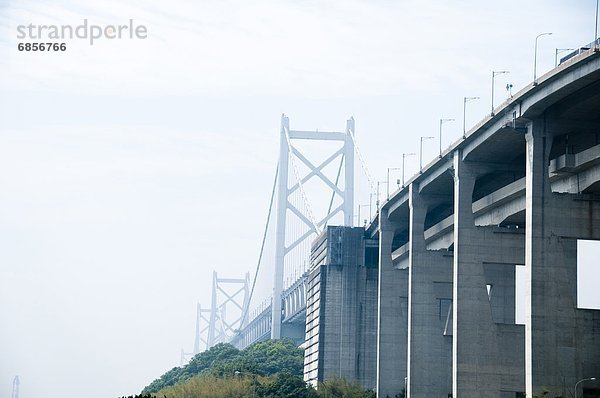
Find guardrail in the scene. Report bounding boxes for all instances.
[560,38,600,64]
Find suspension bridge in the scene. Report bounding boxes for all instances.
[180,113,374,364]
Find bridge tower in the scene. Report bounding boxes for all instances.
[192,303,211,355]
[208,271,250,345]
[180,303,212,365]
[271,114,355,339]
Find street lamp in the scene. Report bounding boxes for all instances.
[491,70,509,116]
[463,96,480,138]
[387,167,402,199]
[357,204,369,227]
[420,136,434,172]
[533,32,552,83]
[375,180,387,209]
[575,377,596,398]
[402,153,416,187]
[439,119,455,157]
[596,0,599,43]
[555,48,575,67]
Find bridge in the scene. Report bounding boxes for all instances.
[371,40,600,398]
[183,40,600,398]
[182,113,365,362]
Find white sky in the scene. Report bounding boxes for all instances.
[0,1,599,397]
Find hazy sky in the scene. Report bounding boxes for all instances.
[1,1,599,397]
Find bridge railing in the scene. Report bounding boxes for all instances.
[560,37,600,64]
[229,302,273,349]
[228,272,309,349]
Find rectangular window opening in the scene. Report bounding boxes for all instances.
[578,240,600,310]
[515,265,526,325]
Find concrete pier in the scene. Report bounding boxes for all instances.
[377,208,409,398]
[304,226,378,390]
[406,185,453,398]
[525,118,600,397]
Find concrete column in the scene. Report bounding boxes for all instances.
[272,115,290,339]
[407,183,453,398]
[525,118,574,396]
[453,150,495,398]
[359,263,379,390]
[377,208,408,398]
[525,118,600,397]
[344,118,355,226]
[452,151,526,397]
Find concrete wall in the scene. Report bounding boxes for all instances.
[304,226,378,390]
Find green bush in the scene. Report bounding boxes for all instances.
[142,339,303,394]
[139,339,374,398]
[317,377,376,398]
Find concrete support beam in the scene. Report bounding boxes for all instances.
[453,152,493,398]
[377,208,408,398]
[453,151,525,398]
[525,118,600,398]
[407,184,453,397]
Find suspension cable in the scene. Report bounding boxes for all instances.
[347,124,375,193]
[239,162,278,328]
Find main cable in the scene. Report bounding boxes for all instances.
[347,124,375,193]
[239,162,278,328]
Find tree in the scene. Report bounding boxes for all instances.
[266,372,318,398]
[317,377,376,398]
[240,339,304,376]
[206,339,304,378]
[142,343,241,394]
[141,339,305,394]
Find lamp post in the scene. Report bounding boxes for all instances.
[357,204,369,226]
[463,96,480,138]
[387,167,402,199]
[439,119,455,157]
[575,377,596,398]
[402,153,416,187]
[596,0,599,43]
[555,48,574,66]
[491,70,509,116]
[375,181,387,210]
[420,136,434,172]
[534,32,552,83]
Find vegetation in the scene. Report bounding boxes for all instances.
[118,395,157,398]
[316,377,376,398]
[140,339,375,398]
[153,373,375,398]
[532,392,564,398]
[142,339,302,394]
[209,338,304,377]
[142,343,237,394]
